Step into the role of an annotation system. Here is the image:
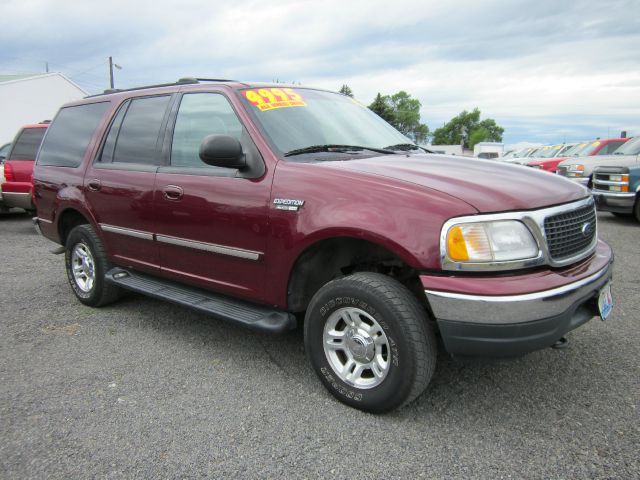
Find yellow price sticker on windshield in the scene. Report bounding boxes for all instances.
[242,88,306,111]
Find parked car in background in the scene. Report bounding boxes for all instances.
[0,142,10,211]
[527,143,585,172]
[0,142,11,162]
[499,146,540,164]
[477,151,499,160]
[557,137,638,187]
[2,122,49,212]
[592,165,640,222]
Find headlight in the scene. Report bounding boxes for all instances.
[445,220,539,264]
[565,164,585,177]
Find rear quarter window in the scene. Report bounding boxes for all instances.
[8,128,47,160]
[37,102,110,167]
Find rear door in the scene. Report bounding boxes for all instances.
[153,91,271,301]
[84,94,173,273]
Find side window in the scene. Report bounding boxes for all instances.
[171,93,244,167]
[99,102,129,163]
[105,95,170,165]
[38,102,110,167]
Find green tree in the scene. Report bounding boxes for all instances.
[338,84,354,97]
[369,93,395,124]
[368,91,430,143]
[432,108,504,148]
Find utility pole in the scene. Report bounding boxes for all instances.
[108,56,122,89]
[45,61,49,73]
[109,56,114,89]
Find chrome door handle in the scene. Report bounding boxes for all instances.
[87,179,101,191]
[163,185,184,200]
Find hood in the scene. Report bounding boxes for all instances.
[320,154,588,212]
[558,153,639,172]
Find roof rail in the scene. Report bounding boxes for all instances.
[85,77,241,98]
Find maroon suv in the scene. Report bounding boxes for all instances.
[33,79,614,413]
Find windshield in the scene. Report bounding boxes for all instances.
[561,143,585,156]
[576,140,602,157]
[238,87,411,156]
[534,145,564,158]
[612,136,640,155]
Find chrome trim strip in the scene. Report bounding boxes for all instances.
[155,234,261,261]
[100,224,154,241]
[439,197,597,272]
[593,191,635,198]
[425,266,608,303]
[594,180,628,186]
[37,217,53,224]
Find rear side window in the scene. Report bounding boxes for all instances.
[8,128,47,161]
[37,102,110,167]
[102,95,170,165]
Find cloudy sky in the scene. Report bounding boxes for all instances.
[1,0,639,144]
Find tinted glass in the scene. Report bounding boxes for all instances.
[612,136,640,155]
[112,95,170,165]
[99,102,128,163]
[597,140,626,155]
[8,127,47,160]
[37,103,110,167]
[171,93,244,167]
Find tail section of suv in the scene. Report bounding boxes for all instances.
[2,122,49,211]
[33,79,614,413]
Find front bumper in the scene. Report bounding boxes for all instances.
[593,191,636,214]
[422,240,613,357]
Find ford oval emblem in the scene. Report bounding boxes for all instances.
[581,222,593,237]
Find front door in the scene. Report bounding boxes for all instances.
[153,92,271,302]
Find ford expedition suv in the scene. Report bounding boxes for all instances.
[33,79,614,413]
[3,122,48,211]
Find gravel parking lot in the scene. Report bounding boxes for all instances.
[0,211,638,479]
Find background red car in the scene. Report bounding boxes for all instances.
[527,138,629,172]
[2,122,48,212]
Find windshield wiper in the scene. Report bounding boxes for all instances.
[383,143,420,151]
[383,143,435,153]
[284,144,395,157]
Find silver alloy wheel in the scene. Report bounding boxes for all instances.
[323,307,391,389]
[71,242,96,293]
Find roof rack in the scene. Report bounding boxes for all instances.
[85,77,240,98]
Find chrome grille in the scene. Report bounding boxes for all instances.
[544,203,597,261]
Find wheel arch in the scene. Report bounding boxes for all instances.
[286,234,427,313]
[57,207,93,246]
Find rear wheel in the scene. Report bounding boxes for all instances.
[65,224,121,306]
[304,272,436,413]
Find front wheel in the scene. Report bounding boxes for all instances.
[304,272,436,413]
[634,197,640,223]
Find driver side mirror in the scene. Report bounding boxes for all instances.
[199,135,246,169]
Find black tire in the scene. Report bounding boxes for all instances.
[65,224,121,307]
[611,212,631,218]
[634,197,640,223]
[304,272,436,413]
